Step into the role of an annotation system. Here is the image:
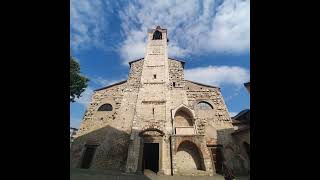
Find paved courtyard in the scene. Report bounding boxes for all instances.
[70,168,249,180]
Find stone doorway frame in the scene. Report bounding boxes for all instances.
[138,129,165,175]
[207,144,223,174]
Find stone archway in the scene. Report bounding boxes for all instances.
[175,141,205,172]
[172,104,196,135]
[171,104,196,120]
[139,128,164,137]
[175,110,193,126]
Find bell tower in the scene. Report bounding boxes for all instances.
[141,26,169,85]
[126,26,171,174]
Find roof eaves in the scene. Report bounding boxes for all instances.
[94,80,127,91]
[185,80,220,89]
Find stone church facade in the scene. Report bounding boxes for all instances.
[70,26,249,176]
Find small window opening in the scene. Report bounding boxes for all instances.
[173,82,176,87]
[153,74,157,79]
[152,30,162,40]
[98,104,112,111]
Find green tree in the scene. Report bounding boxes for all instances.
[70,56,89,102]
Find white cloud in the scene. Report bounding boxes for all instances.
[185,65,249,86]
[70,0,111,51]
[74,86,94,107]
[119,30,147,65]
[119,0,250,63]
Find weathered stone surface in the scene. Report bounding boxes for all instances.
[70,26,248,176]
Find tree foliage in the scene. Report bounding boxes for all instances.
[70,56,89,102]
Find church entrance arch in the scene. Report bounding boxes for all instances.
[138,129,164,174]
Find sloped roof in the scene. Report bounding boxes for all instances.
[232,119,242,124]
[94,80,127,91]
[168,57,186,64]
[185,80,220,89]
[119,57,220,91]
[128,58,144,66]
[128,57,186,66]
[232,109,250,124]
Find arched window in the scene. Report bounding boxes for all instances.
[196,101,213,110]
[152,30,162,40]
[97,103,112,111]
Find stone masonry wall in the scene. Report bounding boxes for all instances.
[171,135,213,176]
[128,59,144,89]
[125,31,170,173]
[167,59,189,135]
[183,81,241,175]
[70,83,128,170]
[184,81,233,141]
[224,130,250,175]
[169,59,185,89]
[71,27,242,176]
[70,60,144,171]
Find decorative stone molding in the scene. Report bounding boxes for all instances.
[171,104,196,120]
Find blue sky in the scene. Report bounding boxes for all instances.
[70,0,250,128]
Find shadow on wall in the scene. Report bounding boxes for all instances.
[176,140,205,171]
[70,123,250,176]
[136,128,166,174]
[70,125,131,171]
[70,168,153,180]
[216,128,250,176]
